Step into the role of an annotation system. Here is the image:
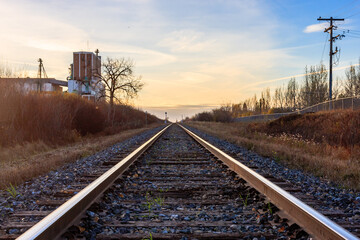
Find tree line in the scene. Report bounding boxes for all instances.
[193,62,360,122]
[232,62,360,117]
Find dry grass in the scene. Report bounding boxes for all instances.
[251,110,360,148]
[186,120,360,190]
[0,80,161,189]
[0,123,162,189]
[0,80,159,146]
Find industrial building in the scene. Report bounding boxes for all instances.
[67,49,104,100]
[1,51,104,100]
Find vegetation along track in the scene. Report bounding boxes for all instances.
[1,124,358,239]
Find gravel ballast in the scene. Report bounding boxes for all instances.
[0,123,359,238]
[184,124,360,233]
[0,126,166,228]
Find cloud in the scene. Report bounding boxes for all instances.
[194,47,294,83]
[97,43,177,67]
[0,0,176,77]
[158,30,216,53]
[0,2,88,52]
[303,23,328,33]
[175,71,215,84]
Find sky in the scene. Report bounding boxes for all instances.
[1,0,360,121]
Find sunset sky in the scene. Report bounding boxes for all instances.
[1,0,360,121]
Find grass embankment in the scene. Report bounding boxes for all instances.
[187,110,360,190]
[0,123,162,189]
[0,80,162,189]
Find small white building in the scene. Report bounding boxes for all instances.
[0,78,67,93]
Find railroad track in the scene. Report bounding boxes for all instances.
[0,124,358,239]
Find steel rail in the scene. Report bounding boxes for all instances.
[179,124,358,240]
[17,124,171,240]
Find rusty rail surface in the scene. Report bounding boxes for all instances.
[17,124,171,240]
[179,124,357,240]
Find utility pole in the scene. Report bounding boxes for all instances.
[37,58,48,92]
[38,58,42,79]
[317,17,344,102]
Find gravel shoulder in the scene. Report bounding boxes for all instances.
[0,125,166,230]
[0,123,163,189]
[183,124,360,229]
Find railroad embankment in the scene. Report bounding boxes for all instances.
[0,124,162,189]
[0,82,161,188]
[186,110,360,190]
[251,110,360,148]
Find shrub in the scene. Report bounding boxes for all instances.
[191,105,233,123]
[73,101,105,135]
[212,108,232,123]
[193,112,213,122]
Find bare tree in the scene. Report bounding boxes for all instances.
[0,63,29,78]
[285,78,298,110]
[258,89,271,113]
[242,102,248,112]
[299,64,328,107]
[332,77,342,99]
[344,63,360,97]
[231,103,242,118]
[251,94,257,112]
[274,86,285,109]
[95,57,144,120]
[264,88,271,110]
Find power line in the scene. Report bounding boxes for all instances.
[337,28,360,40]
[347,32,360,36]
[339,28,360,32]
[346,9,360,18]
[339,29,360,36]
[345,30,360,34]
[320,34,329,63]
[329,0,359,15]
[340,1,360,16]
